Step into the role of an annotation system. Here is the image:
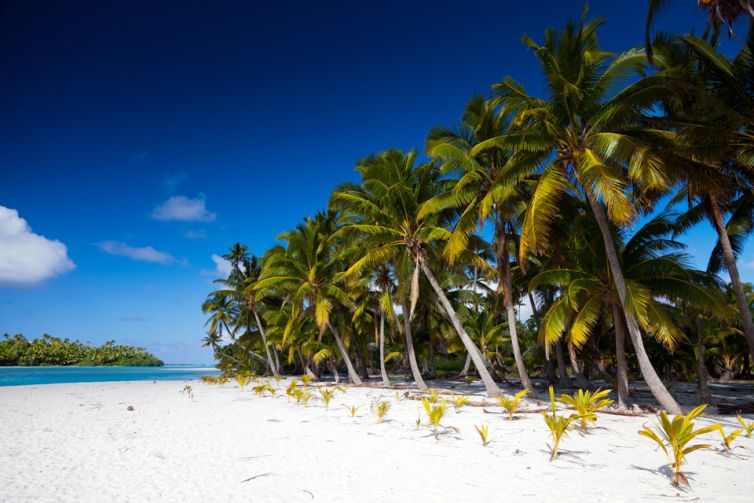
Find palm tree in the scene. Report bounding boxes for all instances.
[532,211,724,408]
[331,149,501,396]
[652,30,754,365]
[255,212,363,384]
[423,95,539,392]
[493,16,684,412]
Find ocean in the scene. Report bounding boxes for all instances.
[0,365,220,386]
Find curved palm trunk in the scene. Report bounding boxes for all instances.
[611,301,631,409]
[379,309,390,385]
[498,224,534,393]
[709,196,754,364]
[460,353,473,376]
[401,297,428,391]
[252,307,278,377]
[585,189,683,414]
[326,320,362,385]
[419,260,501,396]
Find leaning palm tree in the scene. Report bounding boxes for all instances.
[331,149,501,396]
[493,16,684,412]
[424,95,540,392]
[255,212,362,384]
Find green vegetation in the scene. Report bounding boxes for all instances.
[638,405,721,486]
[0,333,163,367]
[200,4,754,418]
[474,424,490,447]
[542,387,579,461]
[497,390,529,420]
[558,389,614,434]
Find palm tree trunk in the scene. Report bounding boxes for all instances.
[498,222,535,392]
[530,291,557,386]
[585,188,683,414]
[554,339,571,387]
[695,316,712,405]
[709,196,754,364]
[611,301,631,409]
[326,320,362,385]
[460,352,472,376]
[379,309,390,385]
[401,297,428,391]
[419,260,501,396]
[567,342,592,389]
[252,307,277,377]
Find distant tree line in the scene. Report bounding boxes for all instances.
[0,334,164,367]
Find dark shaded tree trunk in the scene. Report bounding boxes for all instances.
[695,316,712,405]
[420,260,500,396]
[554,339,571,387]
[567,342,592,389]
[585,188,683,414]
[709,196,754,365]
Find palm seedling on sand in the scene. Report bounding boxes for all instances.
[300,374,313,387]
[497,389,529,420]
[737,414,754,438]
[638,405,720,486]
[427,388,440,404]
[423,398,448,438]
[719,427,742,452]
[345,404,361,417]
[372,399,391,423]
[558,388,613,433]
[180,385,194,399]
[318,387,336,409]
[451,395,470,412]
[252,382,276,396]
[542,386,578,461]
[474,424,490,447]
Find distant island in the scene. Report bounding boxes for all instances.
[0,334,163,367]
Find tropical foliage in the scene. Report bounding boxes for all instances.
[0,333,163,366]
[201,5,754,415]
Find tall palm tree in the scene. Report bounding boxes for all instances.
[653,30,754,365]
[331,149,501,396]
[255,212,362,384]
[493,16,684,412]
[424,95,540,392]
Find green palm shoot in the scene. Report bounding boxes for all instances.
[719,427,743,451]
[558,388,613,433]
[300,374,313,387]
[542,386,578,461]
[252,382,275,396]
[497,389,529,420]
[427,388,440,404]
[286,380,299,398]
[736,414,754,438]
[422,398,448,438]
[474,424,490,447]
[372,400,390,423]
[638,405,720,486]
[318,387,336,409]
[451,395,470,412]
[345,404,361,417]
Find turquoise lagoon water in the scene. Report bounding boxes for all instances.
[0,365,220,387]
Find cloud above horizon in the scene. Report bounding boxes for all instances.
[210,254,233,277]
[151,194,215,222]
[97,240,187,266]
[0,206,76,285]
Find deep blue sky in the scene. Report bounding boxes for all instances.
[1,1,750,363]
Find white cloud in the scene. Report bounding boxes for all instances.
[0,206,75,285]
[184,229,207,240]
[211,254,233,276]
[151,195,215,222]
[97,240,186,266]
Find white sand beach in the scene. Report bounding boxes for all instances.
[1,379,752,502]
